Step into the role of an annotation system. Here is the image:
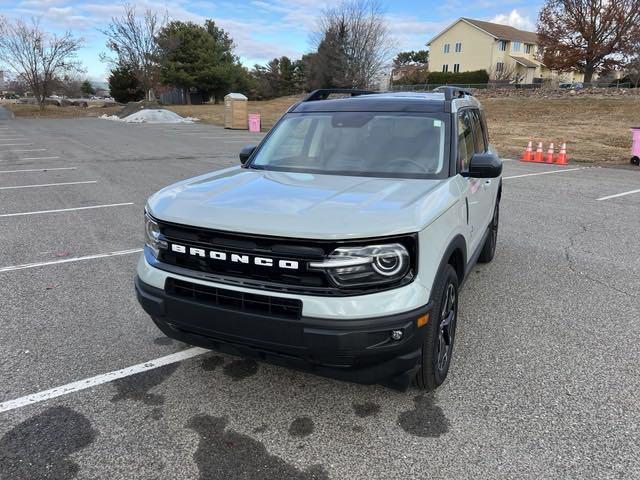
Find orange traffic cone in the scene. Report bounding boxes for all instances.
[533,142,543,162]
[545,142,555,163]
[555,142,568,165]
[522,141,533,162]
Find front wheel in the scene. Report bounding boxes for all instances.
[415,264,459,390]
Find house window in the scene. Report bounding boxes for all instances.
[444,43,450,53]
[455,42,462,53]
[525,43,532,54]
[512,41,521,52]
[496,62,504,73]
[442,64,449,73]
[498,40,507,51]
[453,64,460,73]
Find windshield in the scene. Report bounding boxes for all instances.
[249,112,450,178]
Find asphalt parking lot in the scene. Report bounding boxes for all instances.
[0,113,639,480]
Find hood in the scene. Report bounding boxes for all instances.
[146,166,459,240]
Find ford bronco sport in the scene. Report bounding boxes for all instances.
[135,87,502,390]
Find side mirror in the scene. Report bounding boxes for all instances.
[464,152,502,178]
[239,145,257,165]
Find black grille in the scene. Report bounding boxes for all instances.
[153,218,418,296]
[166,278,302,320]
[157,221,333,293]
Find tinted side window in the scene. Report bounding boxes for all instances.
[480,110,490,146]
[457,111,474,172]
[470,109,487,153]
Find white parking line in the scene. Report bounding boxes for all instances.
[0,166,76,174]
[0,347,208,413]
[5,149,47,153]
[503,167,585,180]
[0,202,134,217]
[0,247,142,273]
[13,156,61,161]
[0,143,33,146]
[597,188,640,201]
[0,180,97,190]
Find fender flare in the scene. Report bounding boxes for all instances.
[430,234,467,303]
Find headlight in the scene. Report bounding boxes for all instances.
[144,212,166,257]
[310,243,410,287]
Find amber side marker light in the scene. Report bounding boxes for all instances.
[416,314,429,328]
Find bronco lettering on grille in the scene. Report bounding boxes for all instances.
[170,243,299,270]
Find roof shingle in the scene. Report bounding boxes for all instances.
[462,18,539,44]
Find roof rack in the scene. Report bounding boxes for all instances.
[303,89,377,102]
[433,86,473,101]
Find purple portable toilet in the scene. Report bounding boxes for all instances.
[632,127,640,165]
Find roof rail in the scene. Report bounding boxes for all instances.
[303,89,377,102]
[433,86,473,101]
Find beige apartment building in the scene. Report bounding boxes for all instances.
[427,18,584,84]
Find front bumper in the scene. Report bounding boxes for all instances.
[135,276,431,388]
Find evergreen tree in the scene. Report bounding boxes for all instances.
[80,80,95,96]
[157,20,249,103]
[108,65,145,103]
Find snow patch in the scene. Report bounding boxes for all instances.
[101,109,198,124]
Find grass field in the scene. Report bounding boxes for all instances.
[481,96,640,164]
[167,96,301,131]
[4,103,122,118]
[5,95,640,164]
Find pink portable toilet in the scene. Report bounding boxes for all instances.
[248,113,261,133]
[632,127,640,165]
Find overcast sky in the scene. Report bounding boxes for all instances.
[0,0,542,82]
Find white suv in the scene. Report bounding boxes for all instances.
[135,87,502,390]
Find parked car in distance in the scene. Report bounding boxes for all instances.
[559,82,584,90]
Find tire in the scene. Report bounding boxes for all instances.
[415,264,459,390]
[478,200,499,263]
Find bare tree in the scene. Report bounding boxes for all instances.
[312,0,395,89]
[100,4,166,101]
[0,17,83,109]
[627,50,640,88]
[537,0,640,83]
[488,64,518,82]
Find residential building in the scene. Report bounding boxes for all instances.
[427,18,584,84]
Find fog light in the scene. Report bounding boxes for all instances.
[390,330,403,341]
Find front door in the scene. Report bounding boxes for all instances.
[456,109,490,255]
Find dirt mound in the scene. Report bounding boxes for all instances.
[116,100,163,119]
